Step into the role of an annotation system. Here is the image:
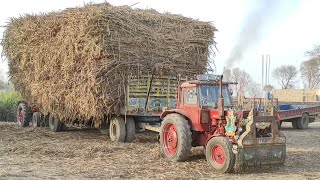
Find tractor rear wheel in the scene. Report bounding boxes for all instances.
[109,116,126,142]
[48,115,62,132]
[32,112,42,127]
[125,116,136,143]
[297,113,309,129]
[17,102,32,127]
[206,137,235,173]
[160,113,192,162]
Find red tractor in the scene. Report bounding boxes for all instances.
[159,74,286,173]
[17,101,58,130]
[15,74,286,173]
[17,101,42,128]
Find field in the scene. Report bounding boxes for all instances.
[0,121,320,180]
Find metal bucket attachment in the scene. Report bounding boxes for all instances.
[234,145,286,171]
[234,109,286,171]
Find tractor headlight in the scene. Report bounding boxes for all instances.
[243,139,254,145]
[275,136,286,143]
[201,111,210,124]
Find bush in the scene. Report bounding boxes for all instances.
[0,91,21,122]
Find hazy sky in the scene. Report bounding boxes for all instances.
[0,0,319,88]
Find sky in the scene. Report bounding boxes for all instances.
[0,0,319,89]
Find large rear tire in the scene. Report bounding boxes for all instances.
[49,115,62,132]
[17,102,32,127]
[109,116,126,142]
[206,137,235,173]
[160,113,192,162]
[125,116,136,143]
[297,113,309,129]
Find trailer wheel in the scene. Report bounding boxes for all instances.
[206,137,235,173]
[160,113,191,162]
[277,121,282,130]
[32,112,42,127]
[297,113,309,129]
[125,116,136,143]
[292,118,299,129]
[48,115,62,132]
[43,114,50,127]
[109,116,126,142]
[17,102,32,127]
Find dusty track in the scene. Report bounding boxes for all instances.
[0,122,320,179]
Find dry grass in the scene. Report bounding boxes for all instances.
[0,122,320,179]
[1,3,216,126]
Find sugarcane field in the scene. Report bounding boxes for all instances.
[1,0,320,180]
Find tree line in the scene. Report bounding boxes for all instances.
[0,70,12,91]
[223,44,320,97]
[273,44,320,89]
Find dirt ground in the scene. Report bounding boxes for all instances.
[0,121,320,180]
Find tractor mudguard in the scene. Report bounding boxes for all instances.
[160,109,190,120]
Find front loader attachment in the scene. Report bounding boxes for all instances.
[234,110,286,171]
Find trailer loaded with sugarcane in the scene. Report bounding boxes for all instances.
[1,3,286,173]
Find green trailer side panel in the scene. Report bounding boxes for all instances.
[126,76,180,116]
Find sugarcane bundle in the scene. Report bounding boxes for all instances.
[1,3,216,125]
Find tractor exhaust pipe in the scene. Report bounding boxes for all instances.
[218,75,224,118]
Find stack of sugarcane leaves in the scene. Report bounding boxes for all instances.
[1,3,216,126]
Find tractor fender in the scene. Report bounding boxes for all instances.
[160,109,190,121]
[17,100,27,105]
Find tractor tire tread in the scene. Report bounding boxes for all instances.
[17,102,32,127]
[206,137,235,173]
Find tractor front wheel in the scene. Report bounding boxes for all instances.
[160,113,192,162]
[206,137,235,173]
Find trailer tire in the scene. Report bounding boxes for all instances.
[297,113,309,129]
[17,102,32,127]
[43,114,50,127]
[292,118,299,129]
[32,112,42,127]
[125,116,136,143]
[48,115,62,132]
[206,137,235,173]
[160,113,192,162]
[277,121,282,130]
[109,116,126,142]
